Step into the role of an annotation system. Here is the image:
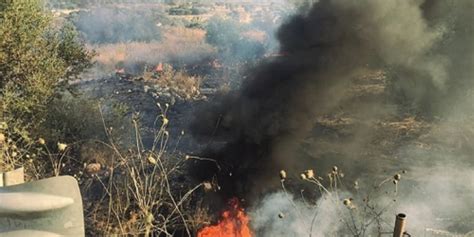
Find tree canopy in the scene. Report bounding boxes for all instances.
[0,0,93,137]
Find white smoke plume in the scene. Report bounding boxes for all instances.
[250,192,344,237]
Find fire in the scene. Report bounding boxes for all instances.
[115,68,125,74]
[197,198,252,237]
[155,62,163,72]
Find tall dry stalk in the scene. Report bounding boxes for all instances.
[87,104,203,236]
[280,167,405,237]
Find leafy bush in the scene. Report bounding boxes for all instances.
[169,6,208,16]
[0,0,93,142]
[40,94,106,143]
[169,6,193,15]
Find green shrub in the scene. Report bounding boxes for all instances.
[0,0,93,167]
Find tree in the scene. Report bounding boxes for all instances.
[0,0,93,139]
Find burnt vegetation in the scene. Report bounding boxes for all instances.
[1,0,473,236]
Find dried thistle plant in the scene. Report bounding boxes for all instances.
[279,166,407,237]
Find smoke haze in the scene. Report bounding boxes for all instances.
[192,0,444,195]
[190,0,474,234]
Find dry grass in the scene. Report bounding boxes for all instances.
[0,121,74,180]
[143,64,202,100]
[348,69,387,98]
[377,116,430,139]
[92,27,216,72]
[1,101,210,236]
[81,106,206,236]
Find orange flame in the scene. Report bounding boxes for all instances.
[198,198,252,237]
[155,62,163,72]
[115,68,125,74]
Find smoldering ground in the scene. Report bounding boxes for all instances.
[190,0,474,235]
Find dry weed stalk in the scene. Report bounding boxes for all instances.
[0,121,73,179]
[280,167,406,237]
[86,105,203,236]
[92,27,215,72]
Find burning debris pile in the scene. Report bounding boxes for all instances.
[190,0,474,235]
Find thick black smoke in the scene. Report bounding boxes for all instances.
[190,0,472,202]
